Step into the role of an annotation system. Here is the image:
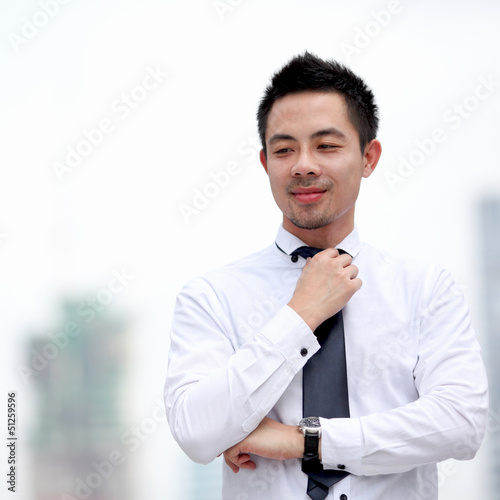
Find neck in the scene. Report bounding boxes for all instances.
[283,215,354,249]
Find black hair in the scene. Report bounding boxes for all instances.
[257,51,379,154]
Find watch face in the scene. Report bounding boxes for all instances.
[300,417,320,429]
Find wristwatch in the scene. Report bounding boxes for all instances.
[298,416,321,462]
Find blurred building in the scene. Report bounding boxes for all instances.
[479,198,500,498]
[29,299,130,500]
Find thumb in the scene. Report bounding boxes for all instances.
[301,257,314,272]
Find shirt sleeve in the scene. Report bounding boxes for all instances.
[164,277,320,464]
[320,266,489,476]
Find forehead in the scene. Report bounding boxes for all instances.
[266,91,356,141]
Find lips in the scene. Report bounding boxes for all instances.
[291,187,326,204]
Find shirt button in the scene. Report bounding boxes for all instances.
[337,464,346,470]
[291,255,298,262]
[300,348,308,357]
[340,495,348,500]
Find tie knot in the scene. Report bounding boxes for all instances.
[290,246,348,262]
[290,246,323,261]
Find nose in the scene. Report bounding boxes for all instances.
[290,148,321,177]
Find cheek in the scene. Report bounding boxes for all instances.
[334,169,362,201]
[268,169,288,193]
[267,175,286,205]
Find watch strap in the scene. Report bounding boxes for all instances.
[303,430,319,462]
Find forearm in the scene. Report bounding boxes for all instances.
[319,267,489,476]
[320,341,488,476]
[224,417,305,473]
[321,390,487,476]
[224,376,487,476]
[165,303,319,464]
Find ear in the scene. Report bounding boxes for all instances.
[362,139,382,178]
[260,149,268,174]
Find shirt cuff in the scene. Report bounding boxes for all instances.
[319,416,364,474]
[259,305,320,370]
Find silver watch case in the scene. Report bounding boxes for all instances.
[298,416,322,437]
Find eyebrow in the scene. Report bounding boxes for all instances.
[311,127,347,140]
[268,127,347,145]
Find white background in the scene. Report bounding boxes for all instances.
[1,0,499,498]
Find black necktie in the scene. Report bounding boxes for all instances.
[290,246,350,500]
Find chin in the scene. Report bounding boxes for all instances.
[289,215,335,231]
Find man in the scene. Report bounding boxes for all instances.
[165,52,488,499]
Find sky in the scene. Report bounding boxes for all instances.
[1,0,499,499]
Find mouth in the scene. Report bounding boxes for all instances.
[290,187,327,204]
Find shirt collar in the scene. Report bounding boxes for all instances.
[275,224,362,258]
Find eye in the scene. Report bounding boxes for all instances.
[274,148,292,155]
[318,144,337,150]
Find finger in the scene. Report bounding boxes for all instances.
[348,264,359,279]
[236,453,252,464]
[337,253,353,267]
[224,455,240,474]
[300,257,315,273]
[235,453,256,470]
[351,277,363,290]
[237,458,257,470]
[318,247,339,258]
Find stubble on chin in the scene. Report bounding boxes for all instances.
[284,180,337,230]
[288,212,335,230]
[286,200,338,231]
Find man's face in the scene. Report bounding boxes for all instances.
[260,91,379,234]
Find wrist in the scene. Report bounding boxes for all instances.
[298,417,322,464]
[287,299,322,331]
[294,425,306,459]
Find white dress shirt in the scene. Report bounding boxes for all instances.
[165,226,488,500]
